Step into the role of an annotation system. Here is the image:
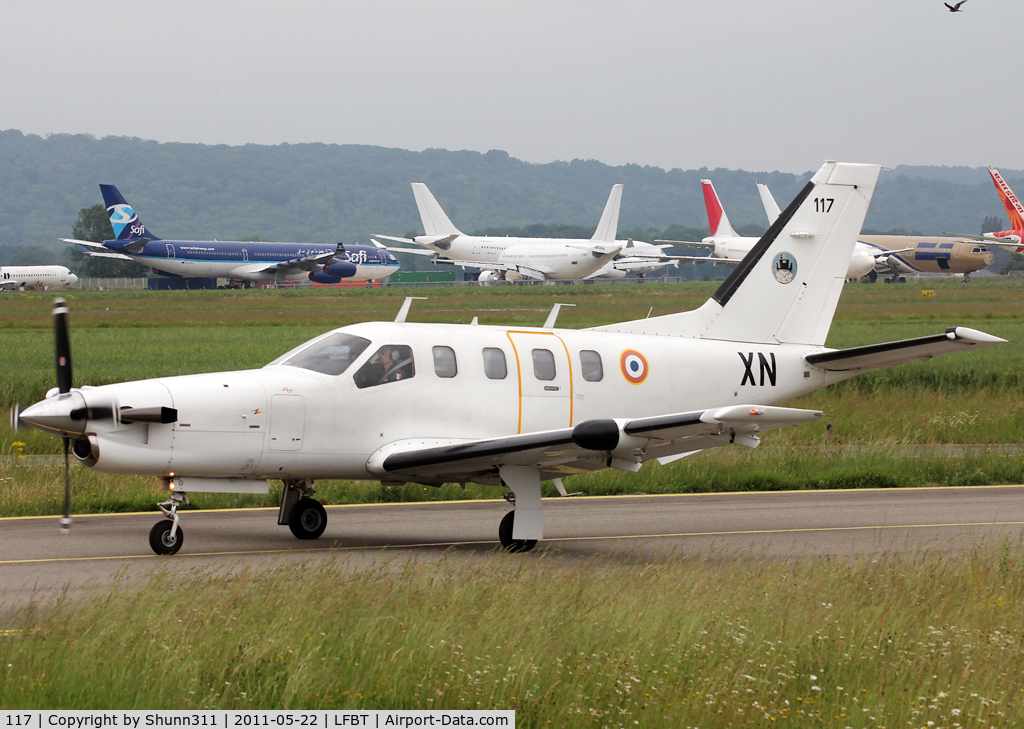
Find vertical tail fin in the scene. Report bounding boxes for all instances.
[410,183,462,237]
[591,184,624,242]
[989,168,1024,231]
[756,182,782,225]
[595,162,882,346]
[99,185,159,241]
[701,180,738,237]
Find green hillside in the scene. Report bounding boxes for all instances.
[0,129,1020,266]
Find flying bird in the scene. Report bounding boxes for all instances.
[945,0,967,11]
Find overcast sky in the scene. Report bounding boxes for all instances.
[1,0,1019,174]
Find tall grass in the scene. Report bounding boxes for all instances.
[3,544,1024,726]
[3,444,1022,517]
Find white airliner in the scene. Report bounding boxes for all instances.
[584,239,681,279]
[0,265,78,291]
[375,183,624,281]
[657,180,878,280]
[14,162,1005,556]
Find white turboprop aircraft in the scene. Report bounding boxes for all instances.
[0,265,78,291]
[657,179,879,280]
[375,183,624,281]
[13,162,1006,556]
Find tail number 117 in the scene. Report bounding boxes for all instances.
[814,198,834,213]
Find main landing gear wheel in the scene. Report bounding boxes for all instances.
[288,497,327,540]
[149,520,183,555]
[498,511,537,553]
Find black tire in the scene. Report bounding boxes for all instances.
[898,276,906,284]
[288,498,327,540]
[149,520,183,555]
[498,510,537,553]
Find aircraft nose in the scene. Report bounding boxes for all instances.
[17,391,89,437]
[69,274,79,285]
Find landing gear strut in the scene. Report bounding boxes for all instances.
[497,465,542,553]
[150,490,188,555]
[278,479,327,540]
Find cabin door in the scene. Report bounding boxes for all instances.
[507,332,573,434]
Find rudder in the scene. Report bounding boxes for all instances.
[99,185,159,241]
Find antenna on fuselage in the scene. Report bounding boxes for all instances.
[395,297,427,323]
[543,303,575,328]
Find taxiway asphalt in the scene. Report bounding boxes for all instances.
[2,485,1023,610]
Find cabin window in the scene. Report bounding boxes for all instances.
[532,349,556,381]
[483,348,507,380]
[432,346,458,378]
[353,345,416,388]
[277,332,370,376]
[579,350,603,382]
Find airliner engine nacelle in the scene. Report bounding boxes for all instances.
[477,271,504,283]
[848,252,876,279]
[323,262,358,279]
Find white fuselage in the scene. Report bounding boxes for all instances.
[0,265,78,291]
[703,235,875,280]
[418,235,620,280]
[66,320,853,481]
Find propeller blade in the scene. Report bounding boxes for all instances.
[9,403,19,433]
[54,298,72,394]
[61,436,72,533]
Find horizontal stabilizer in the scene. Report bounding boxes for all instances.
[372,239,438,257]
[805,327,1007,372]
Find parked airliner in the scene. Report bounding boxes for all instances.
[0,265,78,291]
[375,183,623,281]
[66,185,400,285]
[14,162,1005,556]
[757,182,995,282]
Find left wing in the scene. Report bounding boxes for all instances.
[366,404,822,486]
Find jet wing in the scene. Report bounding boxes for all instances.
[943,232,1022,247]
[628,251,727,264]
[369,404,822,485]
[248,249,340,275]
[654,239,715,249]
[433,259,550,280]
[805,327,1006,372]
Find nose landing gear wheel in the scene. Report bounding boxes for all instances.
[288,497,327,540]
[149,521,183,555]
[498,510,537,553]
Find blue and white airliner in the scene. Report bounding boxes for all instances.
[65,185,400,284]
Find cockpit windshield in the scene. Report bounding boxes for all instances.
[275,332,371,376]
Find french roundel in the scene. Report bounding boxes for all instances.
[620,349,649,385]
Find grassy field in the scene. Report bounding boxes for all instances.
[1,278,1021,516]
[3,543,1024,726]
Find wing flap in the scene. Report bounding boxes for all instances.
[805,327,1007,372]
